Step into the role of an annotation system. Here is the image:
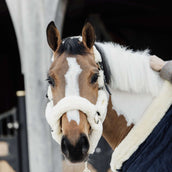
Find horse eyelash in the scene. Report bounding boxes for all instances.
[90,73,99,84]
[46,76,55,87]
[46,94,48,98]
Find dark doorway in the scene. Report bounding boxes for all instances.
[0,1,29,172]
[0,0,24,114]
[63,0,172,60]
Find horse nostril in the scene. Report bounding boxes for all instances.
[82,146,88,155]
[79,134,89,155]
[61,136,69,158]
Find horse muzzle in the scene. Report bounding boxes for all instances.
[61,133,89,163]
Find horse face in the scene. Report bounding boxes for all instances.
[46,22,99,162]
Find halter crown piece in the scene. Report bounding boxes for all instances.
[45,39,109,154]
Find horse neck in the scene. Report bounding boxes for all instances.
[103,96,133,149]
[98,41,164,149]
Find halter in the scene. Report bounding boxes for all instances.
[45,45,109,154]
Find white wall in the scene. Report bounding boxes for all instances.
[5,0,67,171]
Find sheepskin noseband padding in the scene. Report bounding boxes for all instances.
[45,45,108,154]
[46,89,108,153]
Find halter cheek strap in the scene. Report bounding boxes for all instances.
[45,45,109,154]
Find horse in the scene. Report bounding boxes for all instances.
[45,22,172,172]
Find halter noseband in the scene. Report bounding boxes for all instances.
[45,45,109,154]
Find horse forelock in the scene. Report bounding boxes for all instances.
[57,37,89,56]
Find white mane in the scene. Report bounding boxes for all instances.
[96,42,163,95]
[96,42,164,125]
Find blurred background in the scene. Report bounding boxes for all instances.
[0,0,172,172]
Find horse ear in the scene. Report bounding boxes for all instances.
[46,21,61,51]
[82,23,95,49]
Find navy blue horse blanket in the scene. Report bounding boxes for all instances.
[119,105,172,172]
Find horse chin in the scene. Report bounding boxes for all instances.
[66,154,89,164]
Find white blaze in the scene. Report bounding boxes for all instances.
[65,58,82,125]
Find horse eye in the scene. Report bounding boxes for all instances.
[46,76,55,87]
[90,73,99,84]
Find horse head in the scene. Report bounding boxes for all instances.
[45,22,108,163]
